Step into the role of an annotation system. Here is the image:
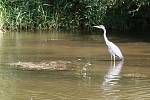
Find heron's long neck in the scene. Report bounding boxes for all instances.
[103,28,109,44]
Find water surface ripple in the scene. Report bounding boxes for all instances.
[0,32,150,100]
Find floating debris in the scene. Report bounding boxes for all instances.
[9,61,75,71]
[77,59,81,61]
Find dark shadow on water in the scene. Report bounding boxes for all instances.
[81,29,150,42]
[111,30,150,42]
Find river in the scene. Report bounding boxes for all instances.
[0,31,150,100]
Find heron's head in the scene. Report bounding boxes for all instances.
[93,25,105,30]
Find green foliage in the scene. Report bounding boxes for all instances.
[0,0,51,30]
[105,0,150,34]
[53,0,108,31]
[0,0,114,31]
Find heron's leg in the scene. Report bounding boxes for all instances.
[113,55,116,62]
[111,55,113,61]
[113,55,115,61]
[113,58,116,67]
[110,55,113,67]
[113,55,116,65]
[111,58,112,66]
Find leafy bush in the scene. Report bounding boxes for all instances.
[105,0,150,34]
[0,0,114,31]
[0,0,149,34]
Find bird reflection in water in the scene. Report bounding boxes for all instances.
[102,61,124,91]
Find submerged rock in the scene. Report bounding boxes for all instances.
[10,61,74,71]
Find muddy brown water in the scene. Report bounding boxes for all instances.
[0,31,150,100]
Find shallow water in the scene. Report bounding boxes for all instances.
[0,31,150,100]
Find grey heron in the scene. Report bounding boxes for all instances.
[93,25,124,61]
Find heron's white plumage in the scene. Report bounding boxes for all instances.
[107,41,123,59]
[93,25,124,61]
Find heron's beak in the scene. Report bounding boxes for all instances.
[93,26,101,29]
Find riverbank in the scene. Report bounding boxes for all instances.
[0,0,149,36]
